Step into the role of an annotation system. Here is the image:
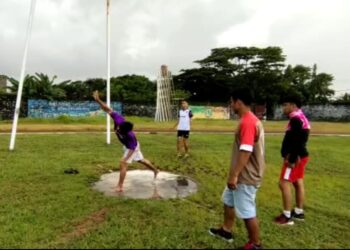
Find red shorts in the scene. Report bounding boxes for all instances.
[280,157,309,183]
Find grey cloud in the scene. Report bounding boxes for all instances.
[0,0,349,92]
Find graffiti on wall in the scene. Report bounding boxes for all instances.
[124,104,156,117]
[274,104,350,121]
[190,106,230,120]
[28,99,122,118]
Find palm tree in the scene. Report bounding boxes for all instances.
[7,75,36,98]
[7,73,70,100]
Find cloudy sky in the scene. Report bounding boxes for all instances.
[0,0,349,93]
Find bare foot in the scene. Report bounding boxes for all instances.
[114,186,124,193]
[152,192,161,200]
[151,183,161,199]
[154,169,160,179]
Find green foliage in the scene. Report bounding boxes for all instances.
[60,75,156,103]
[175,47,336,116]
[4,47,336,110]
[7,73,70,100]
[110,75,156,104]
[282,64,335,104]
[173,89,192,100]
[176,47,286,105]
[6,74,156,103]
[308,73,335,103]
[59,80,87,100]
[334,93,350,104]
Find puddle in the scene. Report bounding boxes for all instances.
[92,170,198,200]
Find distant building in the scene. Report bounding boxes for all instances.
[0,75,7,91]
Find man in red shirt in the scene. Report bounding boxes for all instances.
[209,88,265,250]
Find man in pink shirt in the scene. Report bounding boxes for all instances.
[274,94,310,225]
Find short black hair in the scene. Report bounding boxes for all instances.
[119,121,134,134]
[281,93,302,108]
[231,88,253,106]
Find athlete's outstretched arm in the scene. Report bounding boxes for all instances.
[92,90,112,114]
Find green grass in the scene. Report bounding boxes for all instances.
[0,134,350,248]
[0,115,106,125]
[1,115,350,134]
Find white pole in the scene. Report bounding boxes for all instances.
[9,0,36,151]
[106,0,111,144]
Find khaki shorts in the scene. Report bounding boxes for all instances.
[122,143,144,164]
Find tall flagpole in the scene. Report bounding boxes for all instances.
[106,0,111,144]
[9,0,36,151]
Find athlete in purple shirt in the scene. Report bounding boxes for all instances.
[93,91,159,192]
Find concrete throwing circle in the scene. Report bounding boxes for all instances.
[93,170,198,200]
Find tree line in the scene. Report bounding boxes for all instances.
[1,46,349,113]
[174,46,342,116]
[3,73,156,104]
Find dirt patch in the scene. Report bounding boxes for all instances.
[58,208,108,244]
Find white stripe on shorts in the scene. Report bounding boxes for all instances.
[283,167,292,180]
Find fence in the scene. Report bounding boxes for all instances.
[0,95,27,120]
[27,99,122,118]
[273,105,350,121]
[1,98,349,121]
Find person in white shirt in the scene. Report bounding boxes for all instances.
[174,100,193,158]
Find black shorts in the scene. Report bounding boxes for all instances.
[177,130,190,139]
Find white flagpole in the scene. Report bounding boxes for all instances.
[106,0,111,144]
[9,0,36,151]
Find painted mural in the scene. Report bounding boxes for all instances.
[28,99,122,118]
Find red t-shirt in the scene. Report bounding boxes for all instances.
[231,111,266,186]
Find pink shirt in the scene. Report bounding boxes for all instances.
[287,109,311,131]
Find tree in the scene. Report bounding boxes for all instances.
[173,89,192,101]
[33,73,70,100]
[7,75,36,98]
[307,73,335,103]
[59,80,86,100]
[334,93,350,104]
[174,67,223,102]
[111,75,156,103]
[281,63,335,104]
[282,64,311,103]
[175,47,337,116]
[7,73,70,100]
[175,46,287,116]
[56,75,156,103]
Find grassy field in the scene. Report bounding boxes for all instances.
[0,133,350,249]
[1,116,350,134]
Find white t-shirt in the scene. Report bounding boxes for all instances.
[177,109,193,131]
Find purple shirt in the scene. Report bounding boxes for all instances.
[110,111,125,126]
[110,111,138,150]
